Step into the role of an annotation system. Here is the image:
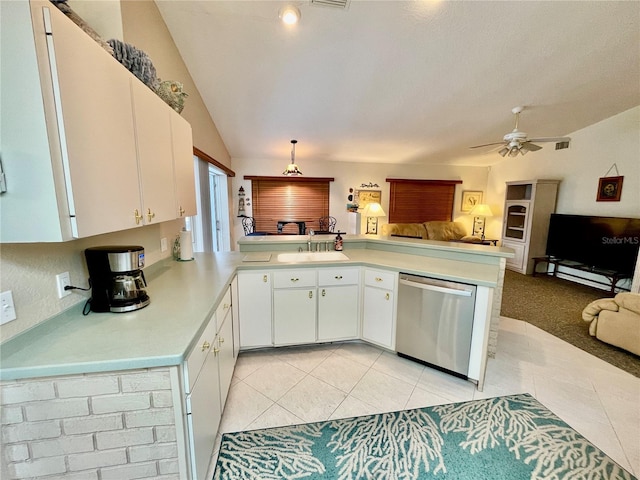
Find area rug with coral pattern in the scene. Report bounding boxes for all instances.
[214,393,634,479]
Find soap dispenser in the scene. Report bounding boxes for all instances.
[334,232,343,251]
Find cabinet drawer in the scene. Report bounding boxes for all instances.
[318,267,359,286]
[184,315,217,392]
[273,269,316,288]
[364,269,396,289]
[215,287,232,328]
[503,240,525,271]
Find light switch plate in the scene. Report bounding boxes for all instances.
[161,237,168,252]
[1,290,17,324]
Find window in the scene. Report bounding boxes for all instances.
[246,176,334,234]
[386,179,462,223]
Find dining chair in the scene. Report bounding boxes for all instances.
[318,216,337,232]
[241,216,256,235]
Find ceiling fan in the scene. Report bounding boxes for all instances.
[470,106,571,157]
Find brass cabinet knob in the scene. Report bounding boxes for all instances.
[219,337,225,344]
[308,290,313,299]
[375,277,383,282]
[385,293,390,300]
[134,209,143,225]
[322,289,326,297]
[179,206,186,216]
[291,278,299,282]
[213,347,220,355]
[147,208,155,222]
[335,275,343,280]
[263,275,268,283]
[201,341,210,351]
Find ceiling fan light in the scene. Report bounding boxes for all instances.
[508,146,519,157]
[498,147,509,157]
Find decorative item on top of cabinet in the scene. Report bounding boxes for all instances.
[501,179,560,275]
[156,79,189,113]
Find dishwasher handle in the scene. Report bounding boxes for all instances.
[399,278,473,297]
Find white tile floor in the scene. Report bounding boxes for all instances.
[209,317,640,477]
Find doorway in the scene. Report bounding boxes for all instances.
[190,157,230,252]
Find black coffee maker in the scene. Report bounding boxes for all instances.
[84,246,150,313]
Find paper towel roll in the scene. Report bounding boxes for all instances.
[179,229,193,261]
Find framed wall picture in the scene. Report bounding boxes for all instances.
[355,189,382,209]
[596,176,623,202]
[461,191,483,213]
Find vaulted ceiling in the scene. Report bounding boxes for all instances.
[156,0,640,166]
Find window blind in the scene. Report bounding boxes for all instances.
[246,177,333,234]
[386,179,462,223]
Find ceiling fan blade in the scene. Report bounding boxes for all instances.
[469,141,506,149]
[521,142,542,152]
[527,136,571,143]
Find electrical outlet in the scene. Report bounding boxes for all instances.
[56,272,71,299]
[161,237,168,252]
[1,290,17,324]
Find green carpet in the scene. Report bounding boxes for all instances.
[214,394,634,479]
[500,270,639,377]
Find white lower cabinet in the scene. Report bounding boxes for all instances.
[361,269,398,349]
[238,271,272,348]
[183,284,237,480]
[184,313,220,480]
[318,267,360,341]
[273,269,317,345]
[217,307,234,410]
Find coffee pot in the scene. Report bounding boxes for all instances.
[84,246,150,313]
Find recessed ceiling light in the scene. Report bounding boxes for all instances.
[279,6,301,25]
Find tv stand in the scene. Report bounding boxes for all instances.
[532,256,631,294]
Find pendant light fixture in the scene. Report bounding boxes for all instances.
[283,139,303,176]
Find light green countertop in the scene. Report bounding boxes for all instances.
[1,240,512,381]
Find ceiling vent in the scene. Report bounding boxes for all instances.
[555,141,570,150]
[310,0,350,10]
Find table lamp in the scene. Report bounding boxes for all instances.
[362,202,386,234]
[469,204,493,240]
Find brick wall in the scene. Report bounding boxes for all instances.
[1,368,182,479]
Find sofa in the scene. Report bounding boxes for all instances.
[582,292,640,355]
[380,221,483,243]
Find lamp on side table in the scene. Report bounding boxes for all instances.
[469,204,493,240]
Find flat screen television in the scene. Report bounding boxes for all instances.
[545,214,640,274]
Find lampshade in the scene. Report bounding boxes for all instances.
[283,139,302,176]
[468,204,493,217]
[361,202,386,218]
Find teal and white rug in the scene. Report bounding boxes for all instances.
[214,393,635,479]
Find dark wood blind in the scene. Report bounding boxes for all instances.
[246,176,333,234]
[386,179,462,223]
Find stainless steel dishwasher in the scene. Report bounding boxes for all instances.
[396,273,476,379]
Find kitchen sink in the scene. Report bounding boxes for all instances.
[276,251,349,263]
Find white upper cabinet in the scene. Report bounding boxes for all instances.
[171,110,197,218]
[0,0,195,242]
[131,79,176,225]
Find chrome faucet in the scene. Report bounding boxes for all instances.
[307,229,314,251]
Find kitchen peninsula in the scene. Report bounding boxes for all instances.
[0,235,512,480]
